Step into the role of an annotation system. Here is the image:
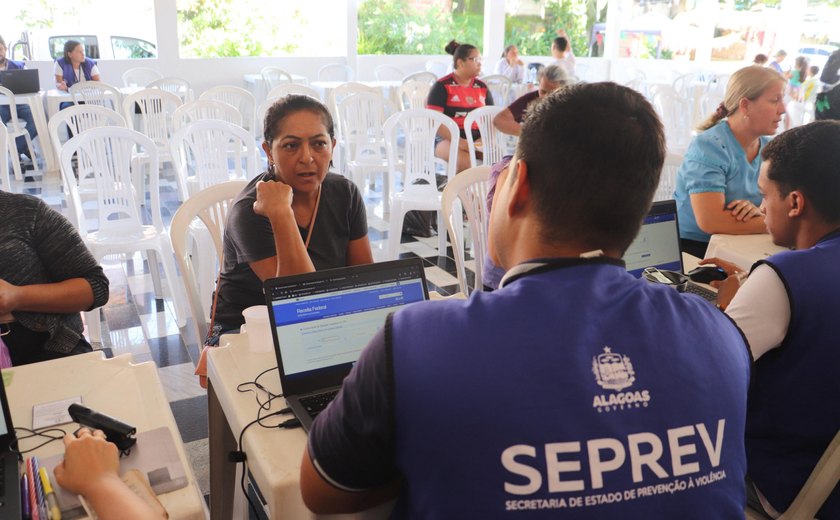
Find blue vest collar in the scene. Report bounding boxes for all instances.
[499,255,625,288]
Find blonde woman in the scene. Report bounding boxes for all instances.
[675,66,786,257]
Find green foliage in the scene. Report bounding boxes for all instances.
[503,0,591,57]
[357,0,483,55]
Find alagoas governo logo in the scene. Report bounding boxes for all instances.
[592,346,651,412]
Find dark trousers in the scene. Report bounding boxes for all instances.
[0,104,37,157]
[2,322,93,366]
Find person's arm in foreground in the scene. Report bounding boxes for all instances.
[54,429,164,520]
[493,107,520,136]
[690,192,767,235]
[300,451,401,514]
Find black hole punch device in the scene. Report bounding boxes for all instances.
[68,403,137,456]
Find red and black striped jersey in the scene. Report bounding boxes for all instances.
[426,73,494,139]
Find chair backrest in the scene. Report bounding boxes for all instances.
[121,67,164,88]
[480,74,512,106]
[463,106,506,168]
[122,88,183,151]
[147,76,193,103]
[69,81,123,112]
[170,119,260,197]
[265,83,322,101]
[338,92,398,167]
[318,63,354,82]
[199,85,257,138]
[260,66,293,90]
[60,127,161,237]
[399,79,432,110]
[775,428,840,519]
[441,165,492,295]
[374,64,405,81]
[424,60,448,78]
[170,180,247,340]
[402,71,437,86]
[47,104,128,179]
[384,108,459,193]
[652,88,693,152]
[172,99,243,132]
[672,73,695,97]
[0,122,9,191]
[654,151,684,202]
[0,87,21,126]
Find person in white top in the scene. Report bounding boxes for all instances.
[493,45,525,83]
[551,29,576,77]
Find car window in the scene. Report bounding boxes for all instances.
[49,35,100,60]
[111,36,157,59]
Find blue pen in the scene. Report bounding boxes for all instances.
[21,473,31,520]
[31,456,48,520]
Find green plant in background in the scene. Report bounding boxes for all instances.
[503,0,599,57]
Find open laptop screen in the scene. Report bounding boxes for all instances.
[266,259,428,391]
[623,200,685,278]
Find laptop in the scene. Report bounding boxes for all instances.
[0,69,40,94]
[623,200,717,302]
[0,369,22,518]
[264,259,429,431]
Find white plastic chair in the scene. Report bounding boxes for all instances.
[0,122,10,191]
[318,63,354,82]
[200,85,257,138]
[59,127,187,341]
[260,66,293,91]
[69,81,123,112]
[122,88,182,159]
[0,86,38,181]
[480,74,512,107]
[399,80,432,110]
[402,71,437,86]
[463,106,506,169]
[147,77,193,103]
[338,92,398,212]
[170,120,259,197]
[265,84,322,101]
[652,86,693,153]
[121,67,164,88]
[374,65,405,81]
[172,100,243,132]
[171,181,247,340]
[654,152,684,202]
[329,83,379,176]
[441,165,491,295]
[384,109,459,259]
[47,105,128,227]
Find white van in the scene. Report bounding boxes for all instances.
[9,30,157,61]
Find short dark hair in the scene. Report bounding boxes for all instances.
[553,37,568,52]
[445,40,478,68]
[753,53,768,64]
[263,94,335,144]
[761,121,840,224]
[63,40,82,60]
[516,82,666,252]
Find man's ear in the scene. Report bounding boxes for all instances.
[788,190,805,217]
[505,159,531,217]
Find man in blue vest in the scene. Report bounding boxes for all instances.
[301,82,752,518]
[0,35,38,169]
[706,121,840,518]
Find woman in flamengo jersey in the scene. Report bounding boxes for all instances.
[426,40,494,173]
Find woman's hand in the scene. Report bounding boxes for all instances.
[727,199,762,221]
[57,80,68,91]
[253,180,294,221]
[54,428,120,497]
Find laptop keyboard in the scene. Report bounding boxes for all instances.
[300,390,339,418]
[684,282,717,303]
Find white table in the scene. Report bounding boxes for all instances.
[0,91,56,173]
[207,333,393,519]
[4,352,206,520]
[705,233,788,272]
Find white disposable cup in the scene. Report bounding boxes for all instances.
[242,305,272,353]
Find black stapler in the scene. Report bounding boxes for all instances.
[68,403,137,456]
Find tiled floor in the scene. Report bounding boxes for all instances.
[7,165,478,507]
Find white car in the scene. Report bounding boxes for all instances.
[10,31,156,61]
[797,44,839,73]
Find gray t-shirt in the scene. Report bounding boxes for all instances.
[214,172,368,326]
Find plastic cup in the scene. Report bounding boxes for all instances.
[242,305,273,353]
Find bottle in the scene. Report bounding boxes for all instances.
[528,66,537,85]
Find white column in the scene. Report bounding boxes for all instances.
[153,0,180,73]
[484,0,505,68]
[347,0,359,77]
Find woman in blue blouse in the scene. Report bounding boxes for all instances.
[675,66,786,258]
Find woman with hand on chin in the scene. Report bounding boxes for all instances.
[207,95,373,344]
[493,44,525,83]
[675,66,786,258]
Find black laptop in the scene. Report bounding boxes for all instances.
[0,369,22,518]
[0,69,40,94]
[623,200,717,302]
[264,259,429,431]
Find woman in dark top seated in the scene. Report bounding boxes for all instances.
[209,95,373,342]
[0,191,109,365]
